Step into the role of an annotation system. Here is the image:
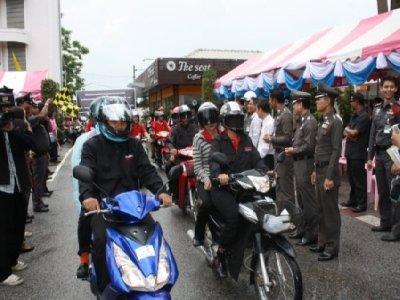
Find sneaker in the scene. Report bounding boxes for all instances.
[11,261,28,271]
[76,263,89,279]
[0,274,24,286]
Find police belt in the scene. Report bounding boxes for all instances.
[293,154,314,161]
[314,161,329,168]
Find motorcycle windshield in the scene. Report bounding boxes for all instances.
[104,191,160,221]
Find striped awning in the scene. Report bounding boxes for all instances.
[0,70,48,99]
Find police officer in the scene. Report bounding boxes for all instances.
[285,90,318,246]
[310,82,342,261]
[264,89,294,202]
[367,76,400,232]
[341,92,371,212]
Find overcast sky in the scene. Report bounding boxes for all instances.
[60,0,377,90]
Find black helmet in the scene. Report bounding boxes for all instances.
[220,102,244,132]
[197,102,219,127]
[179,104,192,120]
[97,96,132,142]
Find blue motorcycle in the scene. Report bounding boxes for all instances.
[73,165,179,300]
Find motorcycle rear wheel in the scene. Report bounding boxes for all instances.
[253,248,302,300]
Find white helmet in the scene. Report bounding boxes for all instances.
[242,91,257,102]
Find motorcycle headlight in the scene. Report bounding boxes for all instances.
[113,241,171,292]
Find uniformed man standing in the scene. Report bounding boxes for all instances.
[285,90,318,246]
[341,92,371,212]
[367,76,400,233]
[310,82,342,261]
[264,89,294,202]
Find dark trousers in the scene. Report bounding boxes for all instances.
[294,159,318,240]
[0,190,27,281]
[375,152,393,227]
[32,155,48,209]
[276,155,294,202]
[346,158,367,208]
[78,208,92,256]
[49,141,58,162]
[194,183,212,240]
[91,214,110,292]
[211,188,238,248]
[390,177,400,237]
[315,166,341,255]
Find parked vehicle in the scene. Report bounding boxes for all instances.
[73,165,179,300]
[187,152,303,300]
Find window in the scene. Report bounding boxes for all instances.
[6,0,24,29]
[7,42,25,71]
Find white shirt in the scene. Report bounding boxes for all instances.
[248,113,262,147]
[257,114,275,158]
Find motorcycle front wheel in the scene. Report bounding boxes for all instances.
[253,248,302,300]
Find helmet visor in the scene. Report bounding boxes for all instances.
[198,109,219,127]
[179,111,192,120]
[102,103,132,122]
[224,114,244,130]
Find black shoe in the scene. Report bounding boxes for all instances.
[352,206,366,213]
[26,215,34,220]
[42,191,53,197]
[371,225,391,232]
[76,263,89,279]
[33,206,49,213]
[381,233,400,242]
[48,170,54,175]
[193,238,204,247]
[296,237,317,246]
[25,218,32,224]
[340,201,356,208]
[288,232,303,239]
[309,245,325,253]
[212,252,227,278]
[318,252,336,261]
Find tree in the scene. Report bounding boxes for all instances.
[41,78,59,100]
[337,85,353,129]
[62,27,89,93]
[201,68,218,103]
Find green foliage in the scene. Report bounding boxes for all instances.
[337,86,353,128]
[41,79,59,100]
[202,68,218,103]
[304,86,322,121]
[62,27,89,94]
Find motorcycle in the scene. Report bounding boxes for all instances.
[73,165,180,300]
[187,152,303,300]
[151,130,171,169]
[170,147,198,219]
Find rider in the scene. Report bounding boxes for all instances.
[130,110,149,140]
[150,110,170,163]
[169,106,180,129]
[192,102,221,247]
[167,104,197,200]
[71,97,103,279]
[78,96,172,293]
[210,101,266,278]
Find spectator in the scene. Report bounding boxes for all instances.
[0,106,34,286]
[242,91,262,146]
[48,110,59,163]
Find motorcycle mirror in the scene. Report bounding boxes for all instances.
[168,165,183,181]
[211,152,229,167]
[73,165,94,183]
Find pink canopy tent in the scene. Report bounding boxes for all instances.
[0,70,48,99]
[215,9,400,94]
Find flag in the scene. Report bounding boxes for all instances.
[12,51,22,71]
[53,86,79,117]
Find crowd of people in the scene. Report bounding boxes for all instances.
[0,91,63,286]
[2,75,400,289]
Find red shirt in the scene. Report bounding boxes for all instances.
[130,123,147,138]
[151,120,170,133]
[229,135,240,153]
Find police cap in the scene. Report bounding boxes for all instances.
[315,82,339,100]
[291,90,311,104]
[16,93,33,106]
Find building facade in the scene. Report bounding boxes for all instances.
[135,50,260,113]
[0,0,62,83]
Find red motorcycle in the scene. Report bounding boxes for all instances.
[150,129,171,169]
[174,147,199,220]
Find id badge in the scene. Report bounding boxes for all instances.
[384,124,391,134]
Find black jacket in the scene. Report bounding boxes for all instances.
[0,130,33,192]
[210,132,266,177]
[170,123,196,149]
[79,135,165,202]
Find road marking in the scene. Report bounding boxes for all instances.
[355,215,380,226]
[47,147,73,182]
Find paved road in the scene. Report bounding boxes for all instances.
[1,145,399,300]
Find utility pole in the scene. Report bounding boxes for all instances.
[133,65,137,82]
